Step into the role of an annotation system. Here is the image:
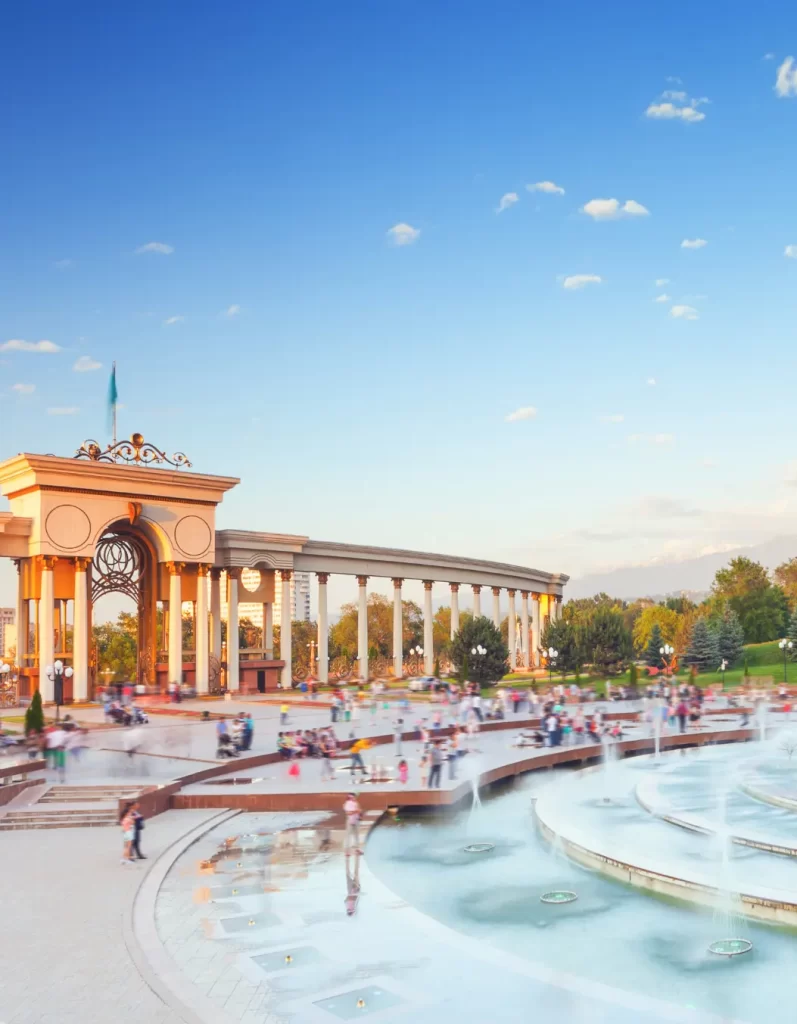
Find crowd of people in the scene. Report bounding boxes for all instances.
[215,713,255,756]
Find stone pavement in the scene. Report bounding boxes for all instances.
[0,808,220,1024]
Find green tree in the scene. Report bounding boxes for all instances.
[584,608,632,674]
[664,596,697,614]
[713,557,770,599]
[329,595,422,660]
[93,612,137,681]
[25,690,44,734]
[540,619,581,673]
[730,586,789,644]
[686,619,720,671]
[645,622,664,668]
[629,661,639,688]
[774,557,797,608]
[787,607,797,659]
[459,652,469,685]
[450,616,508,687]
[717,609,745,666]
[633,605,679,654]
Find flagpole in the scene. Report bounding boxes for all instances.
[112,361,117,444]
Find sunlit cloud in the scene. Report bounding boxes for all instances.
[163,316,184,325]
[12,383,35,394]
[775,57,797,97]
[526,181,565,195]
[562,274,602,290]
[505,406,537,422]
[224,304,241,317]
[496,192,519,213]
[135,241,174,255]
[386,223,420,246]
[670,304,699,320]
[582,198,649,220]
[73,355,102,372]
[785,244,797,259]
[681,238,707,249]
[654,294,671,303]
[0,339,61,353]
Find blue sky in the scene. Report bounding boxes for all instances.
[2,1,797,613]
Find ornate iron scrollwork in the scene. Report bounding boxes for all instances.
[75,432,191,469]
[91,533,145,602]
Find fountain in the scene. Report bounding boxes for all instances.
[709,775,753,956]
[463,772,495,852]
[600,734,619,801]
[756,699,768,743]
[540,890,578,904]
[652,699,662,761]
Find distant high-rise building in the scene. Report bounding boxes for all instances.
[0,608,15,658]
[220,570,312,629]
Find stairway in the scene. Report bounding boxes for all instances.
[0,784,142,831]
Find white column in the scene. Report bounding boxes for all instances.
[168,562,184,687]
[472,585,482,618]
[195,565,209,694]
[357,575,368,680]
[227,568,240,691]
[553,596,562,622]
[14,560,24,661]
[492,587,501,628]
[450,583,460,639]
[280,570,292,688]
[507,590,517,670]
[531,592,541,667]
[317,573,329,684]
[423,581,434,674]
[264,602,273,659]
[210,569,222,660]
[72,559,88,701]
[38,558,55,701]
[392,578,403,678]
[520,591,530,670]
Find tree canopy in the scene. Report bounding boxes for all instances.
[633,605,679,654]
[450,616,508,686]
[329,594,423,660]
[713,557,770,599]
[774,557,797,608]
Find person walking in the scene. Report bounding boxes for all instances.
[348,737,369,777]
[279,703,289,726]
[447,731,459,780]
[676,699,688,734]
[343,792,362,856]
[131,801,146,860]
[119,803,136,865]
[320,732,335,782]
[398,758,409,784]
[428,741,443,788]
[394,718,404,756]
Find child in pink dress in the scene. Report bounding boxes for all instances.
[398,759,409,784]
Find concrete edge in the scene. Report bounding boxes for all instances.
[123,808,243,1024]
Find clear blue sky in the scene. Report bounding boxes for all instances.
[2,1,797,613]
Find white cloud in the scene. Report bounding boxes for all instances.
[562,274,602,290]
[505,406,537,422]
[662,90,687,102]
[47,407,79,415]
[135,241,174,255]
[386,223,420,246]
[775,57,797,97]
[599,414,624,423]
[655,278,670,287]
[0,339,61,353]
[654,293,671,303]
[785,244,797,259]
[764,53,775,61]
[581,198,649,220]
[496,192,519,213]
[646,102,705,123]
[526,181,565,195]
[666,76,683,85]
[681,238,707,249]
[646,377,657,386]
[636,495,701,518]
[53,259,73,270]
[670,304,699,320]
[11,383,35,394]
[163,315,184,325]
[73,355,102,372]
[224,304,241,318]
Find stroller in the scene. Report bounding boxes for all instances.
[216,733,239,758]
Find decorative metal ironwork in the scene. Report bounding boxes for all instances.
[75,432,191,469]
[208,653,222,694]
[91,533,146,602]
[329,656,356,681]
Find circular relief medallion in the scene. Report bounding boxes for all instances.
[44,504,92,550]
[174,515,212,557]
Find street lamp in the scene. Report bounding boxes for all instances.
[409,646,424,673]
[547,646,558,685]
[660,644,674,675]
[44,659,74,722]
[306,640,317,677]
[779,639,793,685]
[719,658,729,690]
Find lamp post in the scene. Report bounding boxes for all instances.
[546,646,558,685]
[0,661,13,704]
[306,640,317,678]
[409,646,424,675]
[719,658,729,690]
[779,639,793,685]
[44,659,74,722]
[660,643,674,676]
[470,644,486,689]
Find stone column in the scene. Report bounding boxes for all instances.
[472,584,482,619]
[531,592,541,667]
[227,567,241,691]
[357,575,368,680]
[72,558,90,701]
[317,573,329,684]
[210,568,222,661]
[195,564,209,694]
[423,581,434,675]
[38,556,55,701]
[507,590,517,670]
[264,602,273,659]
[280,570,292,688]
[167,562,184,688]
[392,578,403,678]
[554,596,562,622]
[492,587,501,628]
[450,583,460,638]
[520,591,530,670]
[14,560,24,660]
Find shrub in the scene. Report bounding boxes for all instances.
[25,690,45,734]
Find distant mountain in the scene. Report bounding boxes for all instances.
[567,535,797,601]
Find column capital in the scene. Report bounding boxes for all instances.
[472,584,481,594]
[41,555,58,571]
[423,580,433,591]
[450,582,460,593]
[531,591,541,600]
[392,577,404,588]
[227,566,242,581]
[196,563,211,577]
[74,557,91,572]
[316,572,330,584]
[356,575,368,586]
[210,567,222,581]
[507,589,516,598]
[166,561,186,576]
[492,586,501,597]
[520,590,529,599]
[280,569,293,582]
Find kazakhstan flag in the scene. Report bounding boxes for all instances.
[107,362,118,438]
